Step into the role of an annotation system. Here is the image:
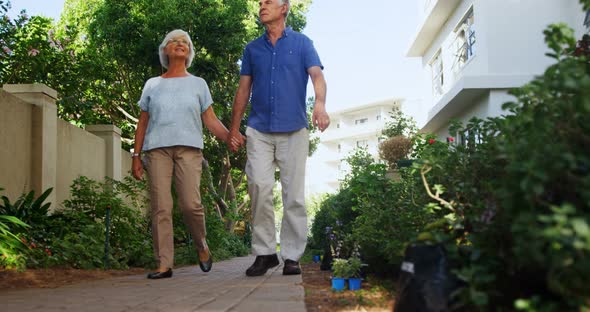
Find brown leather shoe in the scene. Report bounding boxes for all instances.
[282,259,301,275]
[246,254,280,276]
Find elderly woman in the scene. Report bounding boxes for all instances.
[132,29,233,279]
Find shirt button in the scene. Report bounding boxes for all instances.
[272,66,275,70]
[273,52,276,55]
[271,81,274,84]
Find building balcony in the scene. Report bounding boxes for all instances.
[320,123,385,143]
[407,0,462,57]
[420,74,534,133]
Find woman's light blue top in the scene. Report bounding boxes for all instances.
[138,75,213,151]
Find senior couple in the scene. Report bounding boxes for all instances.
[131,0,329,279]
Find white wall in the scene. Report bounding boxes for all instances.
[484,0,587,76]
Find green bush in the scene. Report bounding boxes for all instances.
[310,149,435,276]
[414,23,590,310]
[0,215,29,270]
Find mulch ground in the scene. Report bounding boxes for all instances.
[0,267,147,291]
[301,262,394,312]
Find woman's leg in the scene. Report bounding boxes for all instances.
[145,148,175,271]
[173,146,208,259]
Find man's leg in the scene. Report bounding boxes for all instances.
[275,128,309,274]
[245,127,280,276]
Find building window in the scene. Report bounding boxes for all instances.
[376,114,381,121]
[337,144,341,153]
[356,140,368,148]
[337,123,340,128]
[355,118,368,125]
[430,50,443,96]
[452,7,476,73]
[459,128,483,148]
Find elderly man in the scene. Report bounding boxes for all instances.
[228,0,329,276]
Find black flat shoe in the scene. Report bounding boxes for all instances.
[199,253,213,272]
[246,254,280,276]
[283,259,301,275]
[147,268,172,279]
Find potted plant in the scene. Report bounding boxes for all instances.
[379,106,418,173]
[331,258,349,291]
[331,257,363,291]
[346,257,363,291]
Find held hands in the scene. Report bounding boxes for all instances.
[227,130,246,153]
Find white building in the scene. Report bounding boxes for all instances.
[305,98,402,197]
[407,0,590,139]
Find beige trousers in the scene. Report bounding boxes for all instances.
[245,127,309,261]
[144,146,207,269]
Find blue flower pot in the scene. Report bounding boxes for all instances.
[348,278,362,291]
[313,255,321,263]
[331,277,346,291]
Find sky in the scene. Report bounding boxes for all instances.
[7,0,428,124]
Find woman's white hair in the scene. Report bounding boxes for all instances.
[158,29,195,69]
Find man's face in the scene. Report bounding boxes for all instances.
[258,0,287,24]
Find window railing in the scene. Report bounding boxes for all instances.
[432,60,444,96]
[451,28,475,74]
[451,8,476,76]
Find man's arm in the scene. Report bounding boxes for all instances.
[308,66,329,132]
[228,75,252,151]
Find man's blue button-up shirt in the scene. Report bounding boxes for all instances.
[240,27,323,133]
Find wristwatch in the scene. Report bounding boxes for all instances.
[131,153,141,158]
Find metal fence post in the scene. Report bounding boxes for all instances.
[104,204,111,269]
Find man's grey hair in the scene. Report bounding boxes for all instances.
[158,29,195,69]
[278,0,290,18]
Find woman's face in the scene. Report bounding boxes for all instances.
[165,35,190,61]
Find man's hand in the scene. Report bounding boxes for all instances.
[312,105,330,132]
[227,130,246,152]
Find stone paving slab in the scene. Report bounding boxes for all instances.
[0,255,306,312]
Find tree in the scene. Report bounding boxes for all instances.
[0,0,313,232]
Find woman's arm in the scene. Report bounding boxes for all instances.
[202,106,230,144]
[132,111,149,180]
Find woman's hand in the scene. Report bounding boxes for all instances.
[132,157,143,180]
[227,130,246,152]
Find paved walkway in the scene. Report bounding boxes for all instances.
[0,255,306,312]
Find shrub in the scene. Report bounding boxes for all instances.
[414,22,590,310]
[0,215,29,270]
[379,135,413,169]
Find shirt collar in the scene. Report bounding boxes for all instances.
[264,26,293,41]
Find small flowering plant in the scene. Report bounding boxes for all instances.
[332,257,362,279]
